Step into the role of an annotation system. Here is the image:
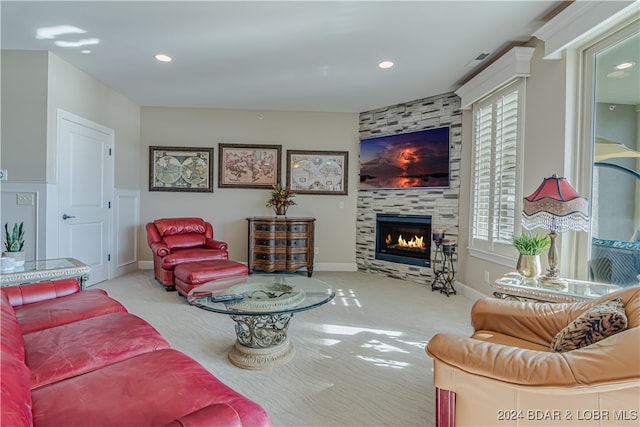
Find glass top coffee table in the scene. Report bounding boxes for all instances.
[187,274,335,369]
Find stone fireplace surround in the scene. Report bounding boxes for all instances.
[356,92,461,285]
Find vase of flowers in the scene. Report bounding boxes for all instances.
[266,184,296,216]
[512,232,550,278]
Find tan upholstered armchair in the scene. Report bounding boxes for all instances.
[425,287,640,427]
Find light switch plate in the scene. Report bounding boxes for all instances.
[17,193,34,205]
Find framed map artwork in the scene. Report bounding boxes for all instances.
[149,146,214,192]
[286,150,348,195]
[218,144,282,189]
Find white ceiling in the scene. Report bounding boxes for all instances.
[1,1,563,113]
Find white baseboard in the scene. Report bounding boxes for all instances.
[454,280,491,301]
[112,261,139,279]
[315,263,358,272]
[138,260,153,270]
[137,260,358,272]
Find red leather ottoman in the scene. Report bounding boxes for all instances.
[174,260,248,296]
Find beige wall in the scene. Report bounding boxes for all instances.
[139,107,359,265]
[1,50,48,182]
[457,38,570,295]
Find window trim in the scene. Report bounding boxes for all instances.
[456,46,534,110]
[468,78,526,265]
[573,19,640,281]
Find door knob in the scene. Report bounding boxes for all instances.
[62,214,76,220]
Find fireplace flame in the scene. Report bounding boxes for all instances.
[386,233,426,249]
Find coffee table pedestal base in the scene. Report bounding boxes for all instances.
[228,338,296,370]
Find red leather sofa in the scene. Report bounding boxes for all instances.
[146,217,229,289]
[1,278,273,427]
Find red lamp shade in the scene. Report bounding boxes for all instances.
[522,175,589,233]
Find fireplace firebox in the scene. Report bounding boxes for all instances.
[375,213,431,267]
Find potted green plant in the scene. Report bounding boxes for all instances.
[512,232,550,278]
[266,184,296,216]
[3,222,26,267]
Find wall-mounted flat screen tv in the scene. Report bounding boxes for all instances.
[359,126,450,189]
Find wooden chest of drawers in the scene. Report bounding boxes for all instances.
[247,217,316,276]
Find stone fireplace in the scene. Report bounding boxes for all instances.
[375,214,431,267]
[356,92,461,284]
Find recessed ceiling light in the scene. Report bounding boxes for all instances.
[36,25,86,40]
[607,70,628,78]
[378,60,394,69]
[55,38,100,48]
[155,54,172,63]
[615,61,634,70]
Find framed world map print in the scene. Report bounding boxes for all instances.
[149,146,214,192]
[218,143,282,189]
[286,150,348,195]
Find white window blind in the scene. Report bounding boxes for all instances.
[470,79,524,261]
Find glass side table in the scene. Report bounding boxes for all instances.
[0,258,91,290]
[491,272,621,303]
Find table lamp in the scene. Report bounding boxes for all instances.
[521,174,589,285]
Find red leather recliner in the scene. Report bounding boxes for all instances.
[146,218,229,290]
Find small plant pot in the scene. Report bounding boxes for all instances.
[2,251,25,267]
[516,254,541,278]
[1,256,16,272]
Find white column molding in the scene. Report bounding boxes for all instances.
[533,0,638,60]
[456,47,535,110]
[113,188,140,279]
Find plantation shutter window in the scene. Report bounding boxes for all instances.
[472,105,492,241]
[470,79,524,260]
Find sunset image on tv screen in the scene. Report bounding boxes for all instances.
[359,126,450,189]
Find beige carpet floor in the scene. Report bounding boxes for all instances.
[95,270,475,427]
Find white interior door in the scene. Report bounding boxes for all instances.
[58,111,114,286]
